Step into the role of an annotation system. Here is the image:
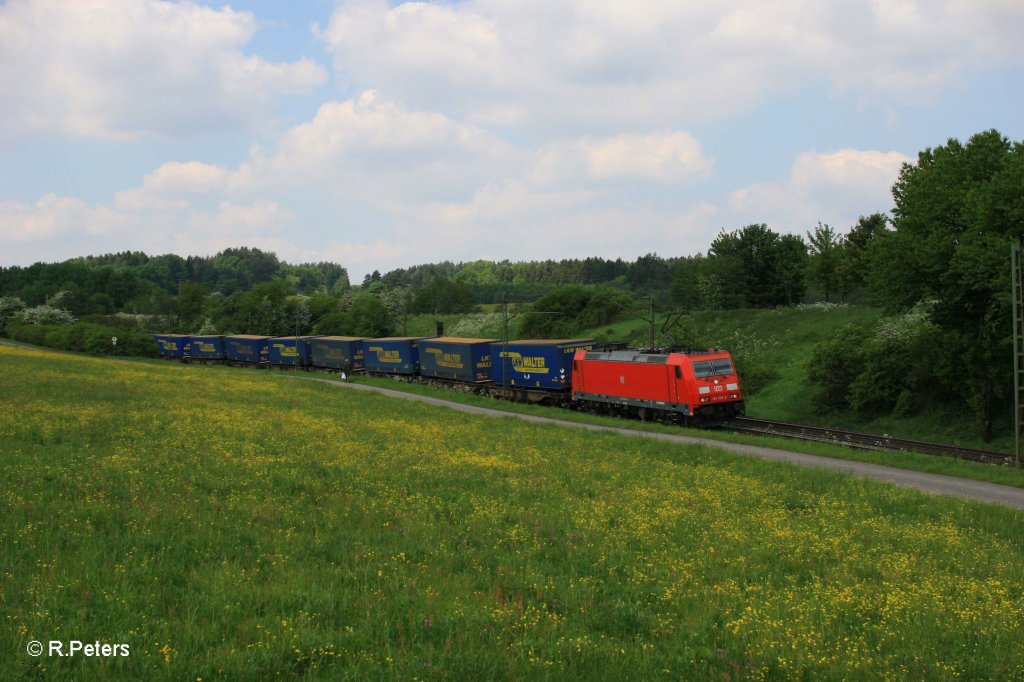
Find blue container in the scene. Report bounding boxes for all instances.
[491,339,595,390]
[152,334,190,358]
[268,336,321,366]
[309,336,365,371]
[189,335,225,360]
[419,337,499,383]
[224,335,270,364]
[363,337,428,375]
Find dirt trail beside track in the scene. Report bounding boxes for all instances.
[292,375,1024,511]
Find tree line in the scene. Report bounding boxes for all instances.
[0,247,349,312]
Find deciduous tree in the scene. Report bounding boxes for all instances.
[867,129,1024,439]
[806,223,841,302]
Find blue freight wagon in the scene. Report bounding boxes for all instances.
[363,337,429,375]
[419,337,499,383]
[188,335,225,362]
[309,336,365,372]
[267,336,321,367]
[152,334,191,359]
[491,339,595,390]
[224,335,270,365]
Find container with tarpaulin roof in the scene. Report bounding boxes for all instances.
[419,337,499,383]
[188,335,224,361]
[491,339,595,390]
[225,335,270,364]
[363,337,428,375]
[309,336,366,371]
[152,334,191,359]
[268,336,321,367]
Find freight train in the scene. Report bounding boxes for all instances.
[152,333,744,424]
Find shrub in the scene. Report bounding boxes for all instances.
[313,311,348,336]
[19,303,77,325]
[845,317,945,416]
[0,296,25,334]
[7,320,158,357]
[806,305,948,417]
[732,357,780,396]
[519,286,635,339]
[448,313,503,338]
[806,325,871,413]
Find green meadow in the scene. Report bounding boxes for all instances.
[2,345,1023,680]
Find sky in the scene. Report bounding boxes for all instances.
[1,0,1022,281]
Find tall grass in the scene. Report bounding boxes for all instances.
[2,345,1023,679]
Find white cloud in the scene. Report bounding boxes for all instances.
[790,149,911,195]
[213,92,719,273]
[582,132,713,183]
[422,180,719,265]
[113,161,229,210]
[729,149,911,232]
[318,0,1024,134]
[0,0,327,139]
[0,80,912,281]
[1,191,293,266]
[0,194,132,245]
[0,91,525,272]
[0,195,83,242]
[231,91,527,203]
[529,132,712,187]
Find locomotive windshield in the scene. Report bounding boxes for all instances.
[692,358,735,378]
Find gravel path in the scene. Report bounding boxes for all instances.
[292,375,1024,511]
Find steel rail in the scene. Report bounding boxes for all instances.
[725,417,1013,465]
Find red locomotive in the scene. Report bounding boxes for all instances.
[157,330,745,427]
[571,348,744,423]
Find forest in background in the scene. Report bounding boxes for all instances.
[2,129,1021,439]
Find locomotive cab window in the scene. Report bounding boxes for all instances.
[693,358,735,378]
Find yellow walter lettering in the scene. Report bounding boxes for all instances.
[368,346,402,363]
[272,343,299,357]
[426,348,464,369]
[499,351,549,374]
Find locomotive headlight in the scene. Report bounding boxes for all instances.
[700,397,709,403]
[713,379,720,385]
[729,393,737,399]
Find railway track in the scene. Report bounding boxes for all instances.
[724,417,1015,466]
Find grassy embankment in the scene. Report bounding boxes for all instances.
[585,303,1016,453]
[2,345,1023,679]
